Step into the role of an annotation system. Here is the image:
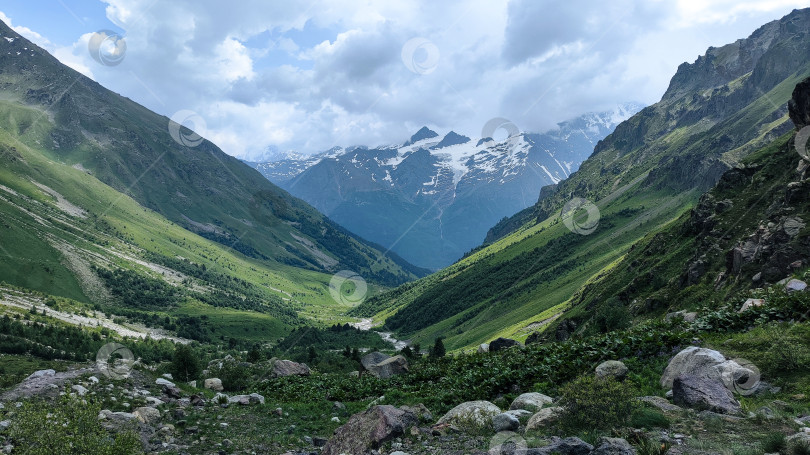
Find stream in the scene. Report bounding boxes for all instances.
[350,318,410,350]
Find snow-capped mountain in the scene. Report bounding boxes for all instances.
[247,103,643,269]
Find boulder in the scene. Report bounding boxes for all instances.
[272,360,311,377]
[672,375,741,414]
[478,343,490,353]
[228,393,265,406]
[71,384,88,396]
[595,360,629,381]
[366,355,409,379]
[162,385,182,399]
[660,347,758,393]
[98,410,137,431]
[524,407,563,432]
[27,369,55,379]
[786,279,807,293]
[361,352,391,370]
[492,412,520,432]
[505,409,533,422]
[509,392,553,412]
[155,378,175,387]
[437,401,501,431]
[489,338,522,352]
[738,298,764,313]
[788,77,810,128]
[204,378,223,391]
[322,405,417,455]
[133,406,161,425]
[525,436,593,454]
[591,437,636,455]
[400,403,432,422]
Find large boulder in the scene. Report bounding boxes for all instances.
[509,392,553,412]
[361,352,391,370]
[133,406,161,425]
[525,436,593,454]
[366,355,409,379]
[660,347,758,394]
[478,343,490,353]
[788,77,810,129]
[272,360,311,378]
[595,360,629,381]
[489,338,522,352]
[672,375,741,415]
[591,437,636,455]
[203,378,223,391]
[524,407,563,432]
[437,401,501,431]
[322,405,417,455]
[492,412,520,432]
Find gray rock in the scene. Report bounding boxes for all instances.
[322,405,417,455]
[27,369,55,379]
[786,279,807,293]
[592,437,636,454]
[366,355,409,379]
[492,412,520,432]
[595,360,629,381]
[738,298,764,313]
[133,406,161,424]
[361,352,391,370]
[400,403,432,422]
[660,346,758,394]
[437,401,501,431]
[0,420,9,431]
[672,375,741,414]
[71,384,88,396]
[272,360,311,377]
[524,407,563,432]
[505,409,533,422]
[525,436,593,454]
[155,378,175,387]
[203,378,223,391]
[509,392,554,412]
[478,343,489,353]
[489,338,522,352]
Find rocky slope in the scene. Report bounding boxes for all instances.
[248,106,641,269]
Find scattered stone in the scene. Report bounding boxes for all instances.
[526,436,593,454]
[493,412,520,432]
[524,407,564,433]
[133,406,161,425]
[228,393,265,406]
[786,279,807,293]
[71,384,88,396]
[145,397,165,406]
[0,420,9,431]
[672,375,741,415]
[478,343,489,353]
[162,373,173,380]
[437,401,501,431]
[190,394,206,407]
[162,385,182,399]
[505,409,533,422]
[509,392,554,412]
[660,346,758,394]
[87,376,99,384]
[272,359,311,377]
[738,298,765,313]
[322,405,417,455]
[489,337,522,352]
[591,437,636,455]
[595,360,629,381]
[155,378,175,387]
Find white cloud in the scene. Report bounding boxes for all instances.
[1,1,807,159]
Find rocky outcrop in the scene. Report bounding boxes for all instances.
[672,375,742,414]
[272,360,310,378]
[436,401,501,431]
[361,352,391,370]
[322,405,417,455]
[788,77,810,128]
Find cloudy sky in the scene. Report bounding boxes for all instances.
[0,0,807,159]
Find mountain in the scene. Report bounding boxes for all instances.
[0,19,424,289]
[248,104,642,269]
[350,7,810,350]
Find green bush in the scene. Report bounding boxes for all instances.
[591,298,632,334]
[557,375,639,432]
[211,360,252,391]
[630,408,670,429]
[760,432,786,453]
[9,395,142,455]
[788,438,810,455]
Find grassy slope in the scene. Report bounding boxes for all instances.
[352,11,810,350]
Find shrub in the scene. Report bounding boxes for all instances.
[788,438,810,455]
[557,375,638,432]
[9,395,141,455]
[213,360,252,391]
[170,344,201,381]
[630,408,670,429]
[431,338,446,358]
[591,298,631,334]
[760,432,786,453]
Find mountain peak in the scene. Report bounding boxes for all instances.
[404,126,439,146]
[431,131,471,150]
